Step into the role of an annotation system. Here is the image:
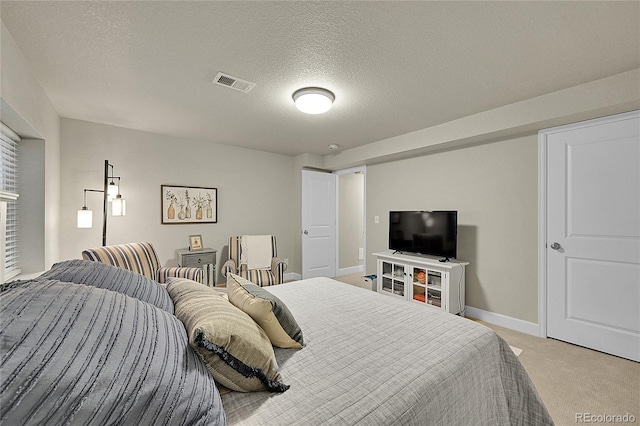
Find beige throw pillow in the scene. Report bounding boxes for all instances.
[167,277,289,393]
[227,273,304,349]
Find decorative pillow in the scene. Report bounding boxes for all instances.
[0,279,225,425]
[227,273,304,349]
[37,259,174,313]
[167,277,289,393]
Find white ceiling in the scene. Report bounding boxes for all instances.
[2,1,639,156]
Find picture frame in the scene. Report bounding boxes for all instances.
[189,234,203,251]
[161,185,217,224]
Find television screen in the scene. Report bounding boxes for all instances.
[389,211,457,259]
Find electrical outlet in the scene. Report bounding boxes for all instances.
[284,258,289,265]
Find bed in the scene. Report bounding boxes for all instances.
[1,259,553,425]
[221,277,552,425]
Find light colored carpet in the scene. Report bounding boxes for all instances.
[477,320,639,426]
[333,273,640,426]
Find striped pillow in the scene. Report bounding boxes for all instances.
[167,277,289,393]
[227,273,304,348]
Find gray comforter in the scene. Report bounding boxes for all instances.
[1,273,226,425]
[221,277,553,425]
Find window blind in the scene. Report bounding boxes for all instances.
[0,125,20,280]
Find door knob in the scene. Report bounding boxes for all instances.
[550,242,561,250]
[303,230,308,235]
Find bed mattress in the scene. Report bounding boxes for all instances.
[220,277,553,425]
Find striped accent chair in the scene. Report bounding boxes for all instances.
[82,242,203,284]
[222,236,286,286]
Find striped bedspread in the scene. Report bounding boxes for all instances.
[221,277,553,425]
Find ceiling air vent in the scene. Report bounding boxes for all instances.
[213,72,256,93]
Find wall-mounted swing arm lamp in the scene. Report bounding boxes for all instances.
[76,160,126,246]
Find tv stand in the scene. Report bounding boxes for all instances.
[373,251,469,315]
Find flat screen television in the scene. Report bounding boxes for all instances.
[389,211,457,260]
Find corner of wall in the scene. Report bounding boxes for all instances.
[2,20,62,270]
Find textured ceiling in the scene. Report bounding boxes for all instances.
[2,1,639,156]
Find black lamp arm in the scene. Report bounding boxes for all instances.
[82,189,104,207]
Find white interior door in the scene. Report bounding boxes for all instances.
[302,170,336,279]
[543,111,640,361]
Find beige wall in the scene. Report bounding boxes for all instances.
[1,21,60,272]
[59,118,296,283]
[366,134,539,323]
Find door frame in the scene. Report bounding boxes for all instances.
[537,110,640,339]
[301,166,367,279]
[334,166,367,277]
[537,131,549,339]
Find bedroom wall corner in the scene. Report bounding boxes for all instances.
[1,20,61,274]
[59,118,296,283]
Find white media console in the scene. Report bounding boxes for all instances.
[373,251,469,315]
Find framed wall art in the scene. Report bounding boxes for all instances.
[161,185,217,224]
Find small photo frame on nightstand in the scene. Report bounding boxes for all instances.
[189,234,203,251]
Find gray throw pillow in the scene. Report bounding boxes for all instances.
[37,258,174,313]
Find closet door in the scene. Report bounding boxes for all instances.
[542,111,639,361]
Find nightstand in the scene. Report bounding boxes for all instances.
[177,248,217,286]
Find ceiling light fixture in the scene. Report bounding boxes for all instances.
[292,87,335,114]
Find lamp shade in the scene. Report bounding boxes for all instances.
[112,195,126,216]
[77,208,93,228]
[107,181,118,201]
[292,87,335,114]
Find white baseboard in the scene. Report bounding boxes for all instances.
[465,306,540,337]
[337,265,363,277]
[284,272,302,282]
